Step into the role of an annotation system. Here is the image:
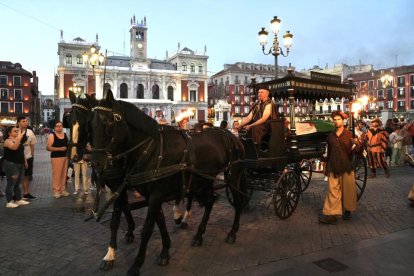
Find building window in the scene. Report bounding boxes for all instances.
[76,54,83,65]
[167,86,174,101]
[411,87,414,97]
[0,88,8,100]
[386,88,393,99]
[398,87,405,98]
[328,105,331,113]
[152,84,160,99]
[13,76,21,86]
[182,62,187,71]
[235,106,240,114]
[377,89,384,99]
[120,83,128,98]
[136,84,144,99]
[397,76,405,87]
[235,95,240,105]
[66,54,72,65]
[411,100,414,109]
[387,100,393,109]
[410,75,414,86]
[235,76,239,84]
[1,102,9,113]
[244,76,248,85]
[190,90,196,102]
[360,81,366,89]
[368,80,374,90]
[244,106,250,114]
[190,63,195,73]
[15,102,23,114]
[244,96,250,104]
[198,64,203,74]
[14,89,22,100]
[0,75,7,85]
[235,86,239,95]
[398,100,405,109]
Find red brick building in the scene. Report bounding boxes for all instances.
[0,61,39,126]
[349,65,414,120]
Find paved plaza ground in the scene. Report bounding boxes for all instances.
[0,138,413,275]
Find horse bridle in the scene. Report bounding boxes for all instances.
[91,105,155,165]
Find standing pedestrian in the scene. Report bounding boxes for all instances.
[389,127,403,166]
[17,116,37,200]
[319,111,359,224]
[3,126,30,208]
[366,118,390,178]
[46,121,69,198]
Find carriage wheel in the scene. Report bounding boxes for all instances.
[297,159,312,192]
[353,156,367,201]
[273,169,301,219]
[225,168,252,208]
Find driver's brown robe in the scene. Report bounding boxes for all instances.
[323,128,357,215]
[248,99,271,144]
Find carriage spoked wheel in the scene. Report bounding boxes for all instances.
[296,159,312,192]
[273,169,301,219]
[353,155,367,201]
[225,168,252,208]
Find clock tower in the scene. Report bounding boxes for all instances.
[130,15,149,69]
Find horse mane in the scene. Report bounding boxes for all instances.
[114,100,159,138]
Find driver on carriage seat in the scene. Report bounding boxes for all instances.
[237,88,272,151]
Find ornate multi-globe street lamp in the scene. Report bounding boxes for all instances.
[82,45,105,94]
[258,16,293,79]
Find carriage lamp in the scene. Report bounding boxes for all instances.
[258,16,293,79]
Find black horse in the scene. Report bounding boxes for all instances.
[66,91,139,247]
[87,90,247,275]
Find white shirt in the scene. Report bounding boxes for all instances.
[23,128,37,159]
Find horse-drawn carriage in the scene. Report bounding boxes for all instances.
[224,72,367,219]
[66,71,367,275]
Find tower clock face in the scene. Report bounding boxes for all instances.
[138,43,143,49]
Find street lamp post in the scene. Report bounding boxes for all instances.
[82,45,105,94]
[258,16,293,79]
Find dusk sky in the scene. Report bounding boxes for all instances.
[1,0,413,95]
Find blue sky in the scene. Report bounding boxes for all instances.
[1,0,413,95]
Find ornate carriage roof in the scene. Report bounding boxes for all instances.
[253,71,354,101]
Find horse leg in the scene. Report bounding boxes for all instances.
[173,199,183,225]
[100,192,126,271]
[155,208,171,266]
[192,187,214,247]
[127,195,166,276]
[122,203,136,244]
[180,194,193,229]
[225,167,245,244]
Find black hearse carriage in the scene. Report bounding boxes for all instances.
[231,71,367,219]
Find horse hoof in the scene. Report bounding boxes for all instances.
[127,266,140,276]
[100,260,115,271]
[124,233,135,244]
[225,234,236,244]
[191,237,203,247]
[174,215,183,225]
[156,254,170,266]
[180,222,188,229]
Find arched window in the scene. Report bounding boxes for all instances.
[152,84,159,99]
[182,62,187,71]
[137,84,144,99]
[120,83,128,98]
[198,64,203,74]
[190,63,195,73]
[167,86,174,101]
[66,54,72,65]
[76,54,83,65]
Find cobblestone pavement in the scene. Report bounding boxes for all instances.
[0,138,413,275]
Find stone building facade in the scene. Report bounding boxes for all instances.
[56,15,208,125]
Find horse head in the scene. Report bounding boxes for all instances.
[90,89,159,176]
[68,91,98,162]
